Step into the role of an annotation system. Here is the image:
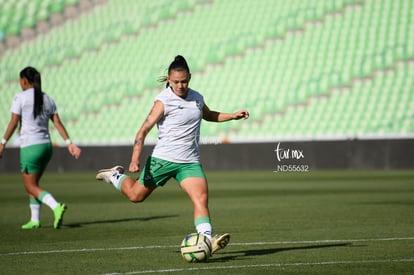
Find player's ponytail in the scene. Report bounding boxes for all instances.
[159,55,191,88]
[20,67,43,119]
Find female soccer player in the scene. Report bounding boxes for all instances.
[0,66,81,229]
[96,55,249,254]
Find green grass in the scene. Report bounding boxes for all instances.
[0,170,413,274]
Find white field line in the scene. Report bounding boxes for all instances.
[102,258,414,275]
[1,236,413,257]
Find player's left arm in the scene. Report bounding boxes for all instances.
[51,113,81,159]
[202,103,249,122]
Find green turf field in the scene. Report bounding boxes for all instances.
[0,170,413,274]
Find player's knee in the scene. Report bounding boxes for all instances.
[127,192,147,203]
[130,197,145,203]
[123,182,153,203]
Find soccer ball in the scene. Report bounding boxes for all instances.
[180,233,212,263]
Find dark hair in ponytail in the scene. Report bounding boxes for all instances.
[20,67,43,119]
[159,55,190,88]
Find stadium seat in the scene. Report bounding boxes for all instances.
[0,0,413,144]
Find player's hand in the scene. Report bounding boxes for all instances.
[233,110,249,120]
[68,144,81,159]
[129,161,140,173]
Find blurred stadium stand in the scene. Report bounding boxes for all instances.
[1,0,413,147]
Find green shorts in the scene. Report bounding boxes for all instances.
[139,156,206,187]
[20,143,53,174]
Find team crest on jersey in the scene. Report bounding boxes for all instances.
[196,100,202,109]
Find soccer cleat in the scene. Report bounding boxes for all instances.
[21,221,41,229]
[211,233,230,254]
[53,203,67,229]
[96,165,125,183]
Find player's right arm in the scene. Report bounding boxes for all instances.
[129,100,164,173]
[0,113,19,158]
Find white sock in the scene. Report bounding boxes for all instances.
[110,173,127,191]
[29,199,41,222]
[39,191,58,210]
[196,223,213,240]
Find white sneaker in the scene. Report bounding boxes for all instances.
[96,166,125,183]
[211,233,230,254]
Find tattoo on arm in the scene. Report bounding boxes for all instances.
[134,138,142,146]
[133,104,160,148]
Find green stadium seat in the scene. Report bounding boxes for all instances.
[0,0,412,144]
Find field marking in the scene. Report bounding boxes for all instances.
[1,236,413,257]
[102,258,414,274]
[230,236,414,246]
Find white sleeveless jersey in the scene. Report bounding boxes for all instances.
[152,87,204,163]
[10,88,57,147]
